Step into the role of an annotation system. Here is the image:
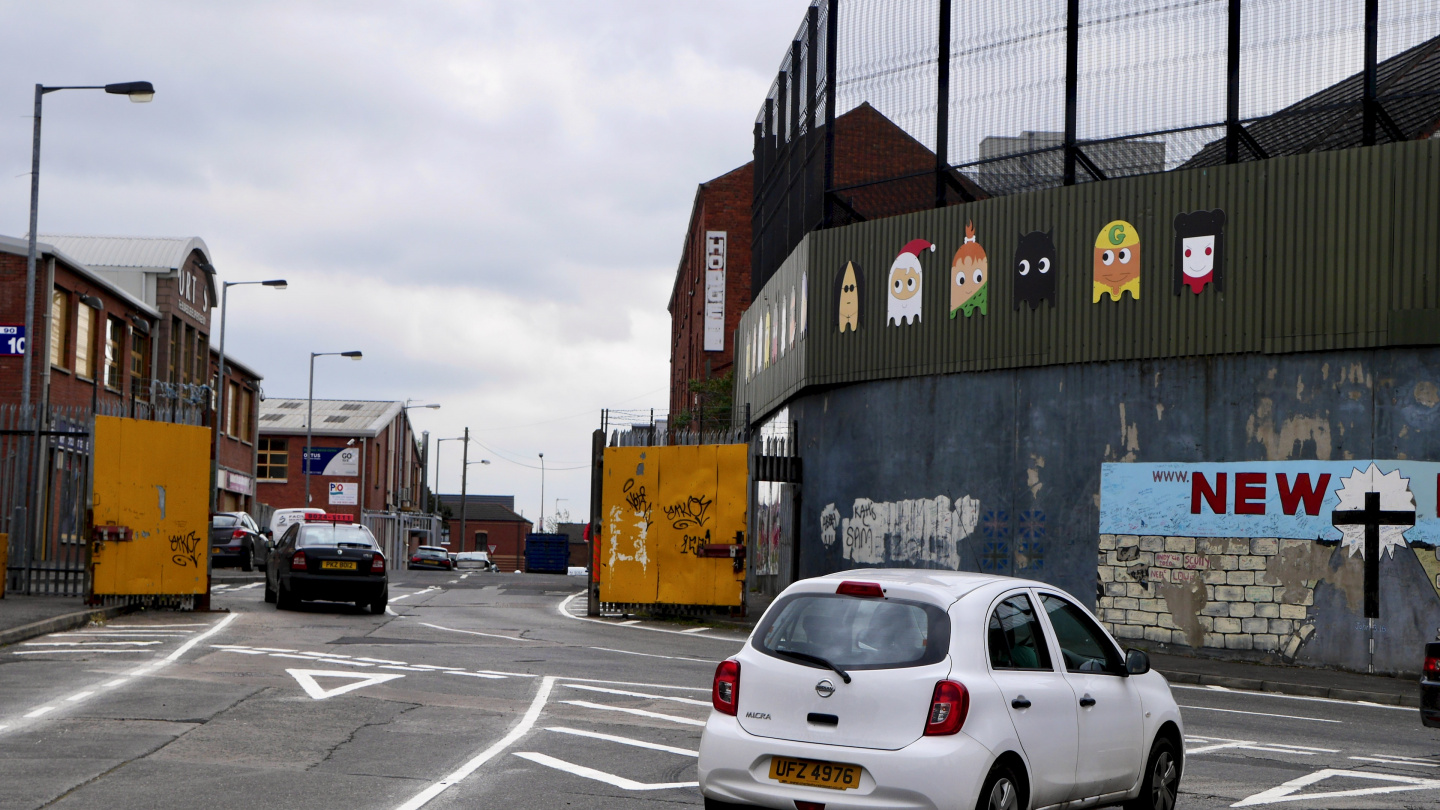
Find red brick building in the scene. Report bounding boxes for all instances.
[0,234,161,412]
[437,494,533,572]
[667,163,753,420]
[255,399,424,518]
[210,346,262,514]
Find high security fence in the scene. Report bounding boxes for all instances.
[753,0,1440,292]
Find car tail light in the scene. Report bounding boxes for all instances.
[291,550,307,569]
[713,659,740,715]
[411,555,422,563]
[1426,655,1440,679]
[231,528,246,539]
[371,554,385,573]
[924,680,969,736]
[836,581,884,597]
[795,803,825,810]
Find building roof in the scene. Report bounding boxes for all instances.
[1184,34,1440,168]
[437,494,530,523]
[258,398,403,438]
[39,235,212,272]
[207,344,263,382]
[0,233,161,319]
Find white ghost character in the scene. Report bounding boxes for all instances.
[887,239,934,326]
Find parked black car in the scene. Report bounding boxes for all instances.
[264,516,388,614]
[1423,640,1440,728]
[210,512,264,571]
[408,545,454,571]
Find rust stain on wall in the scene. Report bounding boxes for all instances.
[1245,397,1333,461]
[1160,580,1206,648]
[1267,538,1364,610]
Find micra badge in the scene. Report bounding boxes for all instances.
[745,711,771,720]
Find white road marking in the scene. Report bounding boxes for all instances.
[229,582,263,591]
[380,665,428,672]
[22,640,160,646]
[416,621,531,642]
[1186,736,1339,756]
[1179,704,1341,723]
[561,699,706,726]
[445,671,508,680]
[255,647,297,653]
[287,669,405,700]
[355,656,407,665]
[680,627,710,634]
[512,751,698,791]
[65,691,94,702]
[1350,756,1438,767]
[1232,768,1440,806]
[393,676,558,810]
[587,646,715,664]
[546,726,699,756]
[557,591,745,642]
[619,620,641,625]
[1169,683,1412,712]
[63,630,193,635]
[101,678,129,687]
[563,683,711,706]
[13,649,153,655]
[476,670,537,678]
[23,707,56,718]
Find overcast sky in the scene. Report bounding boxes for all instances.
[2,1,810,524]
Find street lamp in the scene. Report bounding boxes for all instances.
[460,455,490,552]
[539,453,546,532]
[401,401,440,515]
[306,350,362,506]
[210,278,286,515]
[21,81,154,411]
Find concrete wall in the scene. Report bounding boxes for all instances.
[789,346,1440,676]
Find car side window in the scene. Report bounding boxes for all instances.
[1040,594,1124,675]
[280,524,299,548]
[988,594,1052,671]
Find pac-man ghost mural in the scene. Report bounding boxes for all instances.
[836,261,862,333]
[1013,230,1058,310]
[950,221,988,318]
[1093,220,1141,302]
[1173,209,1226,295]
[887,239,933,326]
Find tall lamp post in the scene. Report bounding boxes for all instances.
[460,451,490,552]
[306,350,362,506]
[22,81,154,411]
[539,453,546,532]
[401,401,439,514]
[210,278,286,515]
[433,434,465,517]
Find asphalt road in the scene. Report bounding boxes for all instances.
[0,569,1437,810]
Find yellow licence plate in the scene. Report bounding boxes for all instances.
[320,560,358,571]
[768,757,859,791]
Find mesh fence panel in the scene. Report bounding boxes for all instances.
[834,0,940,150]
[1240,0,1363,121]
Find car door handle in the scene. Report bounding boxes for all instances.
[1079,694,1096,707]
[1011,696,1032,709]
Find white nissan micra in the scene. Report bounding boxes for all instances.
[698,570,1183,810]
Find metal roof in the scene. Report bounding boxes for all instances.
[257,398,404,438]
[436,495,530,524]
[39,234,211,272]
[0,233,160,319]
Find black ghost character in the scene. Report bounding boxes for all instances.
[1013,230,1058,310]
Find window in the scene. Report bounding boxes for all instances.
[105,317,124,390]
[181,324,195,384]
[753,593,950,671]
[193,333,207,387]
[988,594,1053,671]
[258,437,288,481]
[131,330,150,399]
[169,317,182,383]
[225,382,238,437]
[1040,594,1124,675]
[49,290,70,369]
[238,388,254,442]
[75,303,96,379]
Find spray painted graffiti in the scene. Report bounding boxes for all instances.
[607,476,653,573]
[820,494,980,568]
[170,531,203,568]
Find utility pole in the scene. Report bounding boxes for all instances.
[459,427,469,552]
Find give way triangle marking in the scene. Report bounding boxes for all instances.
[1232,768,1440,807]
[286,668,405,700]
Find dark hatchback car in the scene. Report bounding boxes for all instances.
[210,512,264,571]
[1424,640,1440,727]
[265,516,388,614]
[408,545,454,571]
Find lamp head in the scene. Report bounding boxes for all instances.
[263,279,288,289]
[105,81,155,102]
[342,351,363,360]
[79,294,104,310]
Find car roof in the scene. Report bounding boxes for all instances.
[793,569,1054,605]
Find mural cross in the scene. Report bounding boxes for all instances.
[1331,491,1416,618]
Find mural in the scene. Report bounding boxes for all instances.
[1013,230,1058,310]
[836,261,862,333]
[950,221,989,318]
[1173,209,1226,294]
[1093,220,1141,302]
[1098,461,1440,660]
[820,494,980,569]
[886,239,934,326]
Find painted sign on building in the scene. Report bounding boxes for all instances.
[0,325,25,356]
[329,481,357,505]
[703,231,726,352]
[303,446,360,477]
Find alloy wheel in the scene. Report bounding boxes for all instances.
[987,777,1018,810]
[1151,751,1177,810]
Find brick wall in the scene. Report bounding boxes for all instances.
[444,518,531,571]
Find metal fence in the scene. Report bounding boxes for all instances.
[362,511,446,567]
[753,0,1440,292]
[601,408,750,448]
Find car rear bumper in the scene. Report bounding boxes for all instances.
[211,546,247,566]
[1422,680,1440,728]
[287,572,387,602]
[698,713,989,810]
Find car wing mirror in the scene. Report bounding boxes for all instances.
[1125,648,1150,676]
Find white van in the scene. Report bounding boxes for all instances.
[268,508,326,539]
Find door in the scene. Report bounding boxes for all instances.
[1038,592,1144,800]
[986,591,1079,809]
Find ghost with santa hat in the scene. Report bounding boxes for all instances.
[887,238,934,326]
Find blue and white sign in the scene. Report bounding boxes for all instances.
[1100,460,1440,550]
[303,446,360,477]
[0,325,25,357]
[328,481,357,505]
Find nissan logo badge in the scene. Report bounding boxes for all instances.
[815,679,836,698]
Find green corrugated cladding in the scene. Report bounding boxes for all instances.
[733,140,1440,420]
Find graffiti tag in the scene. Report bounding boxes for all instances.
[681,529,710,556]
[170,531,203,568]
[664,494,713,530]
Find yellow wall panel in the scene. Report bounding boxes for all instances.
[600,447,658,604]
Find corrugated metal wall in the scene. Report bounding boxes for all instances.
[735,140,1440,419]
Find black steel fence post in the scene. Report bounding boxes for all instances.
[1363,0,1378,146]
[1062,0,1079,186]
[823,0,837,227]
[936,0,952,207]
[1226,0,1241,163]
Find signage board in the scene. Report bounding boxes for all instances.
[0,325,24,357]
[328,481,357,505]
[303,446,360,477]
[703,231,727,352]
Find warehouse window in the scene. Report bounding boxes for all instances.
[258,438,288,481]
[49,290,70,370]
[105,317,124,390]
[75,304,96,379]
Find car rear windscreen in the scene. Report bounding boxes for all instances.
[211,515,240,528]
[753,593,950,670]
[298,525,377,548]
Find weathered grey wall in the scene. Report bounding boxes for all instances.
[791,346,1440,675]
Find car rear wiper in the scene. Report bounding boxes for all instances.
[773,648,851,684]
[337,542,373,549]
